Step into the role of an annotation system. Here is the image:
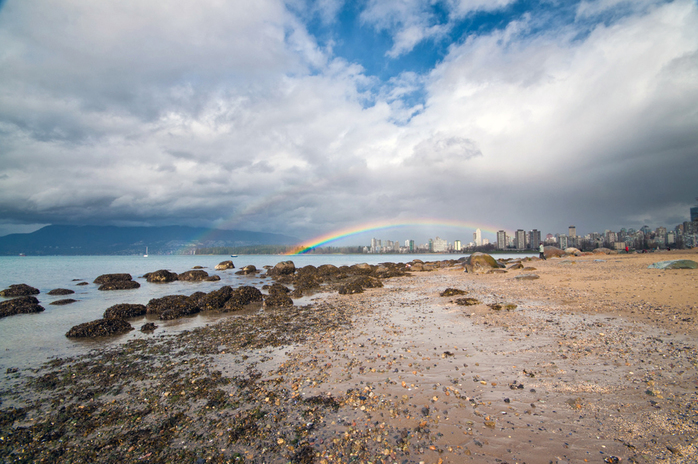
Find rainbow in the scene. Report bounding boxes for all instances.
[286,218,506,255]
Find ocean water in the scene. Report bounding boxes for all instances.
[0,253,533,373]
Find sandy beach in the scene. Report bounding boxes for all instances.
[1,250,697,463]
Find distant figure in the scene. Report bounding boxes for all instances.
[625,245,629,253]
[539,242,546,260]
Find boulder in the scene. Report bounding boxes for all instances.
[66,319,133,338]
[338,276,383,294]
[178,270,209,281]
[349,263,373,275]
[507,263,524,270]
[317,264,341,277]
[565,247,582,256]
[98,280,140,291]
[223,286,263,311]
[463,253,503,274]
[94,274,133,284]
[50,299,78,306]
[47,288,75,296]
[263,292,294,308]
[144,269,179,283]
[268,261,296,276]
[648,260,698,270]
[197,286,233,311]
[205,275,221,282]
[215,260,235,270]
[0,296,45,318]
[592,248,615,255]
[0,284,40,297]
[544,246,566,259]
[147,295,194,316]
[235,265,257,275]
[140,323,158,332]
[103,303,147,319]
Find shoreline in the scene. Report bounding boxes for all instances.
[1,251,697,463]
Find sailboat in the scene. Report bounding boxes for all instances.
[144,246,148,257]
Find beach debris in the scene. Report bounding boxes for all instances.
[215,260,235,270]
[103,303,147,319]
[143,269,179,283]
[0,283,40,297]
[455,297,481,306]
[66,318,133,338]
[647,259,697,270]
[47,288,75,295]
[0,296,45,318]
[440,288,467,297]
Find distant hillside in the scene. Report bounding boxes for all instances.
[0,225,299,255]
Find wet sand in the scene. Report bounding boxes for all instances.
[1,250,697,463]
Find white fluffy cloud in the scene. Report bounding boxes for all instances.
[0,0,696,241]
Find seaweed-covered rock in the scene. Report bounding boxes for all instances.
[349,263,373,275]
[235,265,257,275]
[103,303,147,319]
[215,260,235,270]
[93,274,133,284]
[454,298,481,306]
[338,276,383,295]
[440,288,467,297]
[50,299,78,306]
[223,286,263,311]
[463,253,503,274]
[0,296,45,318]
[47,288,75,296]
[140,322,158,332]
[198,286,233,311]
[178,270,210,281]
[268,283,291,295]
[146,295,192,315]
[143,269,179,283]
[338,281,365,294]
[205,275,221,282]
[66,319,133,338]
[263,292,293,308]
[373,263,407,278]
[268,261,296,276]
[98,280,141,291]
[0,284,40,297]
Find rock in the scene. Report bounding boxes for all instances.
[103,303,147,319]
[215,260,235,270]
[140,322,158,332]
[197,286,233,311]
[178,270,209,281]
[66,319,133,338]
[93,274,133,284]
[565,247,582,256]
[338,281,365,294]
[544,246,566,259]
[463,253,503,274]
[235,265,257,275]
[205,275,221,282]
[349,263,373,275]
[192,266,205,269]
[147,295,197,318]
[98,280,140,291]
[486,269,507,274]
[592,247,614,255]
[223,286,263,311]
[0,284,40,297]
[515,273,540,280]
[507,262,524,270]
[0,296,45,318]
[76,282,88,286]
[339,276,383,294]
[317,264,341,277]
[648,259,698,270]
[454,298,481,306]
[263,292,294,308]
[47,288,75,295]
[440,288,467,297]
[522,267,537,271]
[143,269,179,283]
[268,261,296,276]
[50,299,78,306]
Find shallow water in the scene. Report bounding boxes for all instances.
[0,253,533,373]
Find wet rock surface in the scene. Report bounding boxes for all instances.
[143,269,179,283]
[93,273,133,285]
[0,296,45,318]
[49,299,78,306]
[0,284,40,297]
[103,304,147,320]
[65,318,134,338]
[47,288,75,296]
[215,260,235,270]
[178,270,210,282]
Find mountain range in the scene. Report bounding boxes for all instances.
[0,225,299,255]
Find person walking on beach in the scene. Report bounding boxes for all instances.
[539,242,546,260]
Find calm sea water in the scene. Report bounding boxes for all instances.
[0,253,532,373]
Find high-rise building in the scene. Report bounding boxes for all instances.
[432,237,448,253]
[515,229,526,250]
[691,198,698,222]
[473,228,482,247]
[454,240,462,251]
[568,226,576,238]
[529,229,541,248]
[496,230,507,250]
[559,234,569,249]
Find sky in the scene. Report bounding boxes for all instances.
[0,0,697,245]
